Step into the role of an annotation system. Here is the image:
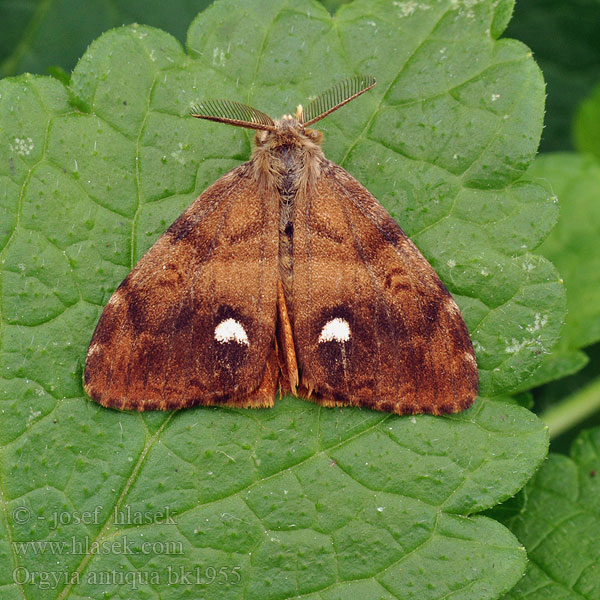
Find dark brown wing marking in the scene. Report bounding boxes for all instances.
[291,162,478,415]
[84,163,280,410]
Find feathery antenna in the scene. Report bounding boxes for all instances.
[190,99,276,131]
[301,75,376,127]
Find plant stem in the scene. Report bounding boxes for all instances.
[540,377,600,439]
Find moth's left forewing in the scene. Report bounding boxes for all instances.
[84,164,280,410]
[291,162,478,415]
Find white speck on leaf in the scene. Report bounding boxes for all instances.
[505,331,547,354]
[27,408,41,425]
[393,1,431,17]
[472,340,484,353]
[170,142,187,165]
[451,0,483,18]
[10,137,34,156]
[521,257,537,272]
[212,47,226,66]
[526,313,548,334]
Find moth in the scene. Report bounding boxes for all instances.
[84,75,478,415]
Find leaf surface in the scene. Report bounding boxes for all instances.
[505,0,600,152]
[503,427,600,600]
[514,153,600,389]
[0,1,561,598]
[574,81,600,161]
[0,0,211,78]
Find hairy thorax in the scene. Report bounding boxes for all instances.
[251,117,326,317]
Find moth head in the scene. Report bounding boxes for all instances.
[190,75,375,145]
[253,114,324,148]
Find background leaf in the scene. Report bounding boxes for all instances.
[511,80,600,454]
[574,80,600,161]
[511,152,600,390]
[504,0,600,152]
[502,426,600,600]
[0,0,563,598]
[0,0,211,78]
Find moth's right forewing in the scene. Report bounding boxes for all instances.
[84,164,280,410]
[291,163,478,415]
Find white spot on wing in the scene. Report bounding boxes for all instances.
[214,318,249,346]
[318,318,351,343]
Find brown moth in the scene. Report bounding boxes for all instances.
[84,75,478,415]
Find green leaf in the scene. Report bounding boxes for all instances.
[534,342,600,452]
[503,427,600,600]
[319,0,353,14]
[505,0,600,152]
[574,80,600,161]
[0,0,561,597]
[515,153,600,389]
[0,0,211,78]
